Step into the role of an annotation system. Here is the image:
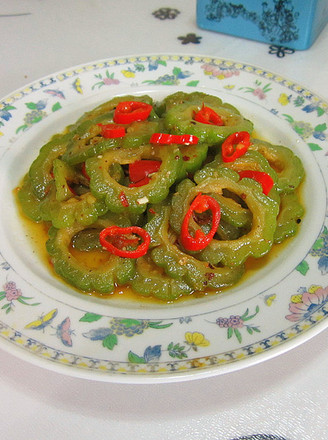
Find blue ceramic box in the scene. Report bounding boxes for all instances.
[197,0,328,50]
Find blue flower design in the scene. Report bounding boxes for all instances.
[313,131,326,141]
[36,100,47,110]
[318,256,328,275]
[0,110,12,121]
[83,327,113,341]
[144,345,162,362]
[302,104,318,113]
[148,61,159,71]
[0,105,16,121]
[0,262,11,270]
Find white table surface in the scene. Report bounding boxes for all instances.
[1,1,328,439]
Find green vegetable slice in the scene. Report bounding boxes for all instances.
[249,138,305,193]
[46,217,135,293]
[163,91,254,145]
[171,167,280,266]
[74,95,154,125]
[130,255,193,301]
[146,204,245,293]
[86,144,182,214]
[29,132,73,199]
[38,183,108,229]
[17,175,42,222]
[274,192,305,243]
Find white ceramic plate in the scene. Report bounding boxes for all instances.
[0,54,327,383]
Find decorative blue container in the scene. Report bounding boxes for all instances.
[196,0,328,50]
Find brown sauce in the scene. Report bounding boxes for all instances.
[17,202,292,305]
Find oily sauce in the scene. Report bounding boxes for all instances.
[17,201,292,305]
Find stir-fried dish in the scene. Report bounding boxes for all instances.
[17,92,305,301]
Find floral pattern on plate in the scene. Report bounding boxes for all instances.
[0,54,327,383]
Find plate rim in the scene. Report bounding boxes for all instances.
[1,52,328,383]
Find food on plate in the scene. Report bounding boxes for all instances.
[17,92,305,301]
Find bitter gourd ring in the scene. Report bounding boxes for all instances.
[142,204,244,295]
[171,167,280,267]
[62,95,161,165]
[63,119,162,165]
[17,175,43,222]
[46,217,136,294]
[74,94,154,125]
[274,192,304,243]
[19,161,108,228]
[202,150,281,203]
[85,143,183,215]
[249,138,305,194]
[38,182,108,229]
[163,91,254,145]
[29,132,73,199]
[130,255,194,301]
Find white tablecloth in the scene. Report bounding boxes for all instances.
[1,1,328,439]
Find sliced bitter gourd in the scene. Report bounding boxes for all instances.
[46,216,135,293]
[130,255,194,301]
[145,203,245,294]
[249,138,304,194]
[86,144,182,215]
[38,183,108,229]
[274,192,305,243]
[171,167,279,266]
[163,91,254,145]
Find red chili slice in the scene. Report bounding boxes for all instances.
[97,123,126,138]
[99,226,151,258]
[193,105,224,126]
[113,101,153,124]
[129,160,161,183]
[221,131,250,163]
[150,133,199,145]
[128,176,150,187]
[238,170,274,195]
[180,193,221,252]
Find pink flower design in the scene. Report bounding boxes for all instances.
[102,77,119,85]
[286,286,328,322]
[216,315,244,329]
[240,81,272,99]
[4,281,22,301]
[228,315,244,328]
[216,317,230,328]
[253,88,266,99]
[0,281,40,313]
[201,64,240,79]
[92,71,120,89]
[215,306,260,343]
